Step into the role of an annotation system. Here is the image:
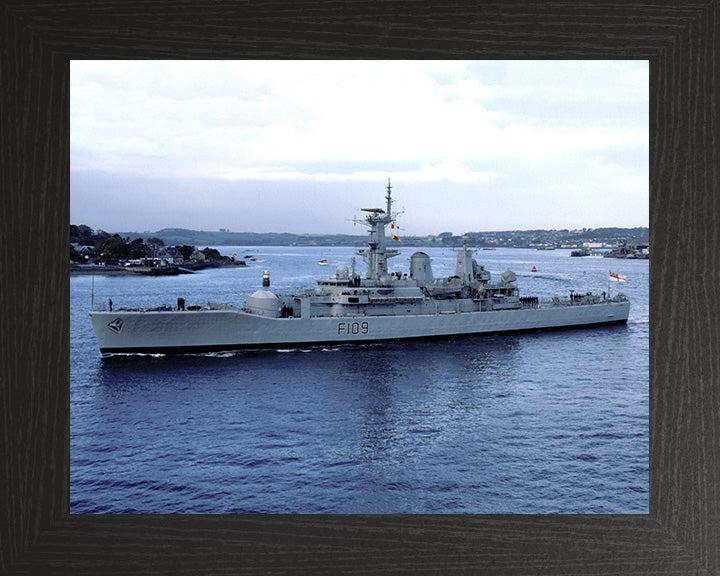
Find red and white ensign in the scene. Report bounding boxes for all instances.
[609,272,626,282]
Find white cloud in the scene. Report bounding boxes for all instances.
[72,60,647,175]
[214,159,498,184]
[71,60,648,231]
[499,60,649,105]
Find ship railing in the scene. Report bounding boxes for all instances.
[207,302,242,311]
[548,294,606,307]
[368,295,425,303]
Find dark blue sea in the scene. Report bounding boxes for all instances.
[70,247,648,514]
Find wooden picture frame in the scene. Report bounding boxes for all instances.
[2,1,718,573]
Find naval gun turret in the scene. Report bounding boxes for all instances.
[335,265,349,281]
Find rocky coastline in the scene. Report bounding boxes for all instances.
[70,260,248,275]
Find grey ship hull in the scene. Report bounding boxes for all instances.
[90,300,630,355]
[89,182,631,355]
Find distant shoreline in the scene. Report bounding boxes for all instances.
[71,266,137,275]
[70,261,248,275]
[111,227,651,250]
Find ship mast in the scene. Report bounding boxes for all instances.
[357,179,399,284]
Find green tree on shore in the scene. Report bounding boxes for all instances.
[100,235,130,260]
[201,247,221,261]
[175,245,195,260]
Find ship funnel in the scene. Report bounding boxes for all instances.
[410,252,433,284]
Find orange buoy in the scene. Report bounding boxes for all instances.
[531,266,537,272]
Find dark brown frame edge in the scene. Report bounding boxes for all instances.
[1,1,718,574]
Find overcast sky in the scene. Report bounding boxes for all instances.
[71,60,648,236]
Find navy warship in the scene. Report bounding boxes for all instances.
[89,181,629,355]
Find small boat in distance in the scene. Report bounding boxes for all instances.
[318,257,329,265]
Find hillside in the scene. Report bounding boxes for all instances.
[115,227,650,249]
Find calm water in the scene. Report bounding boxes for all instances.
[70,247,648,513]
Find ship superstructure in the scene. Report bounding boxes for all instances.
[90,181,629,355]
